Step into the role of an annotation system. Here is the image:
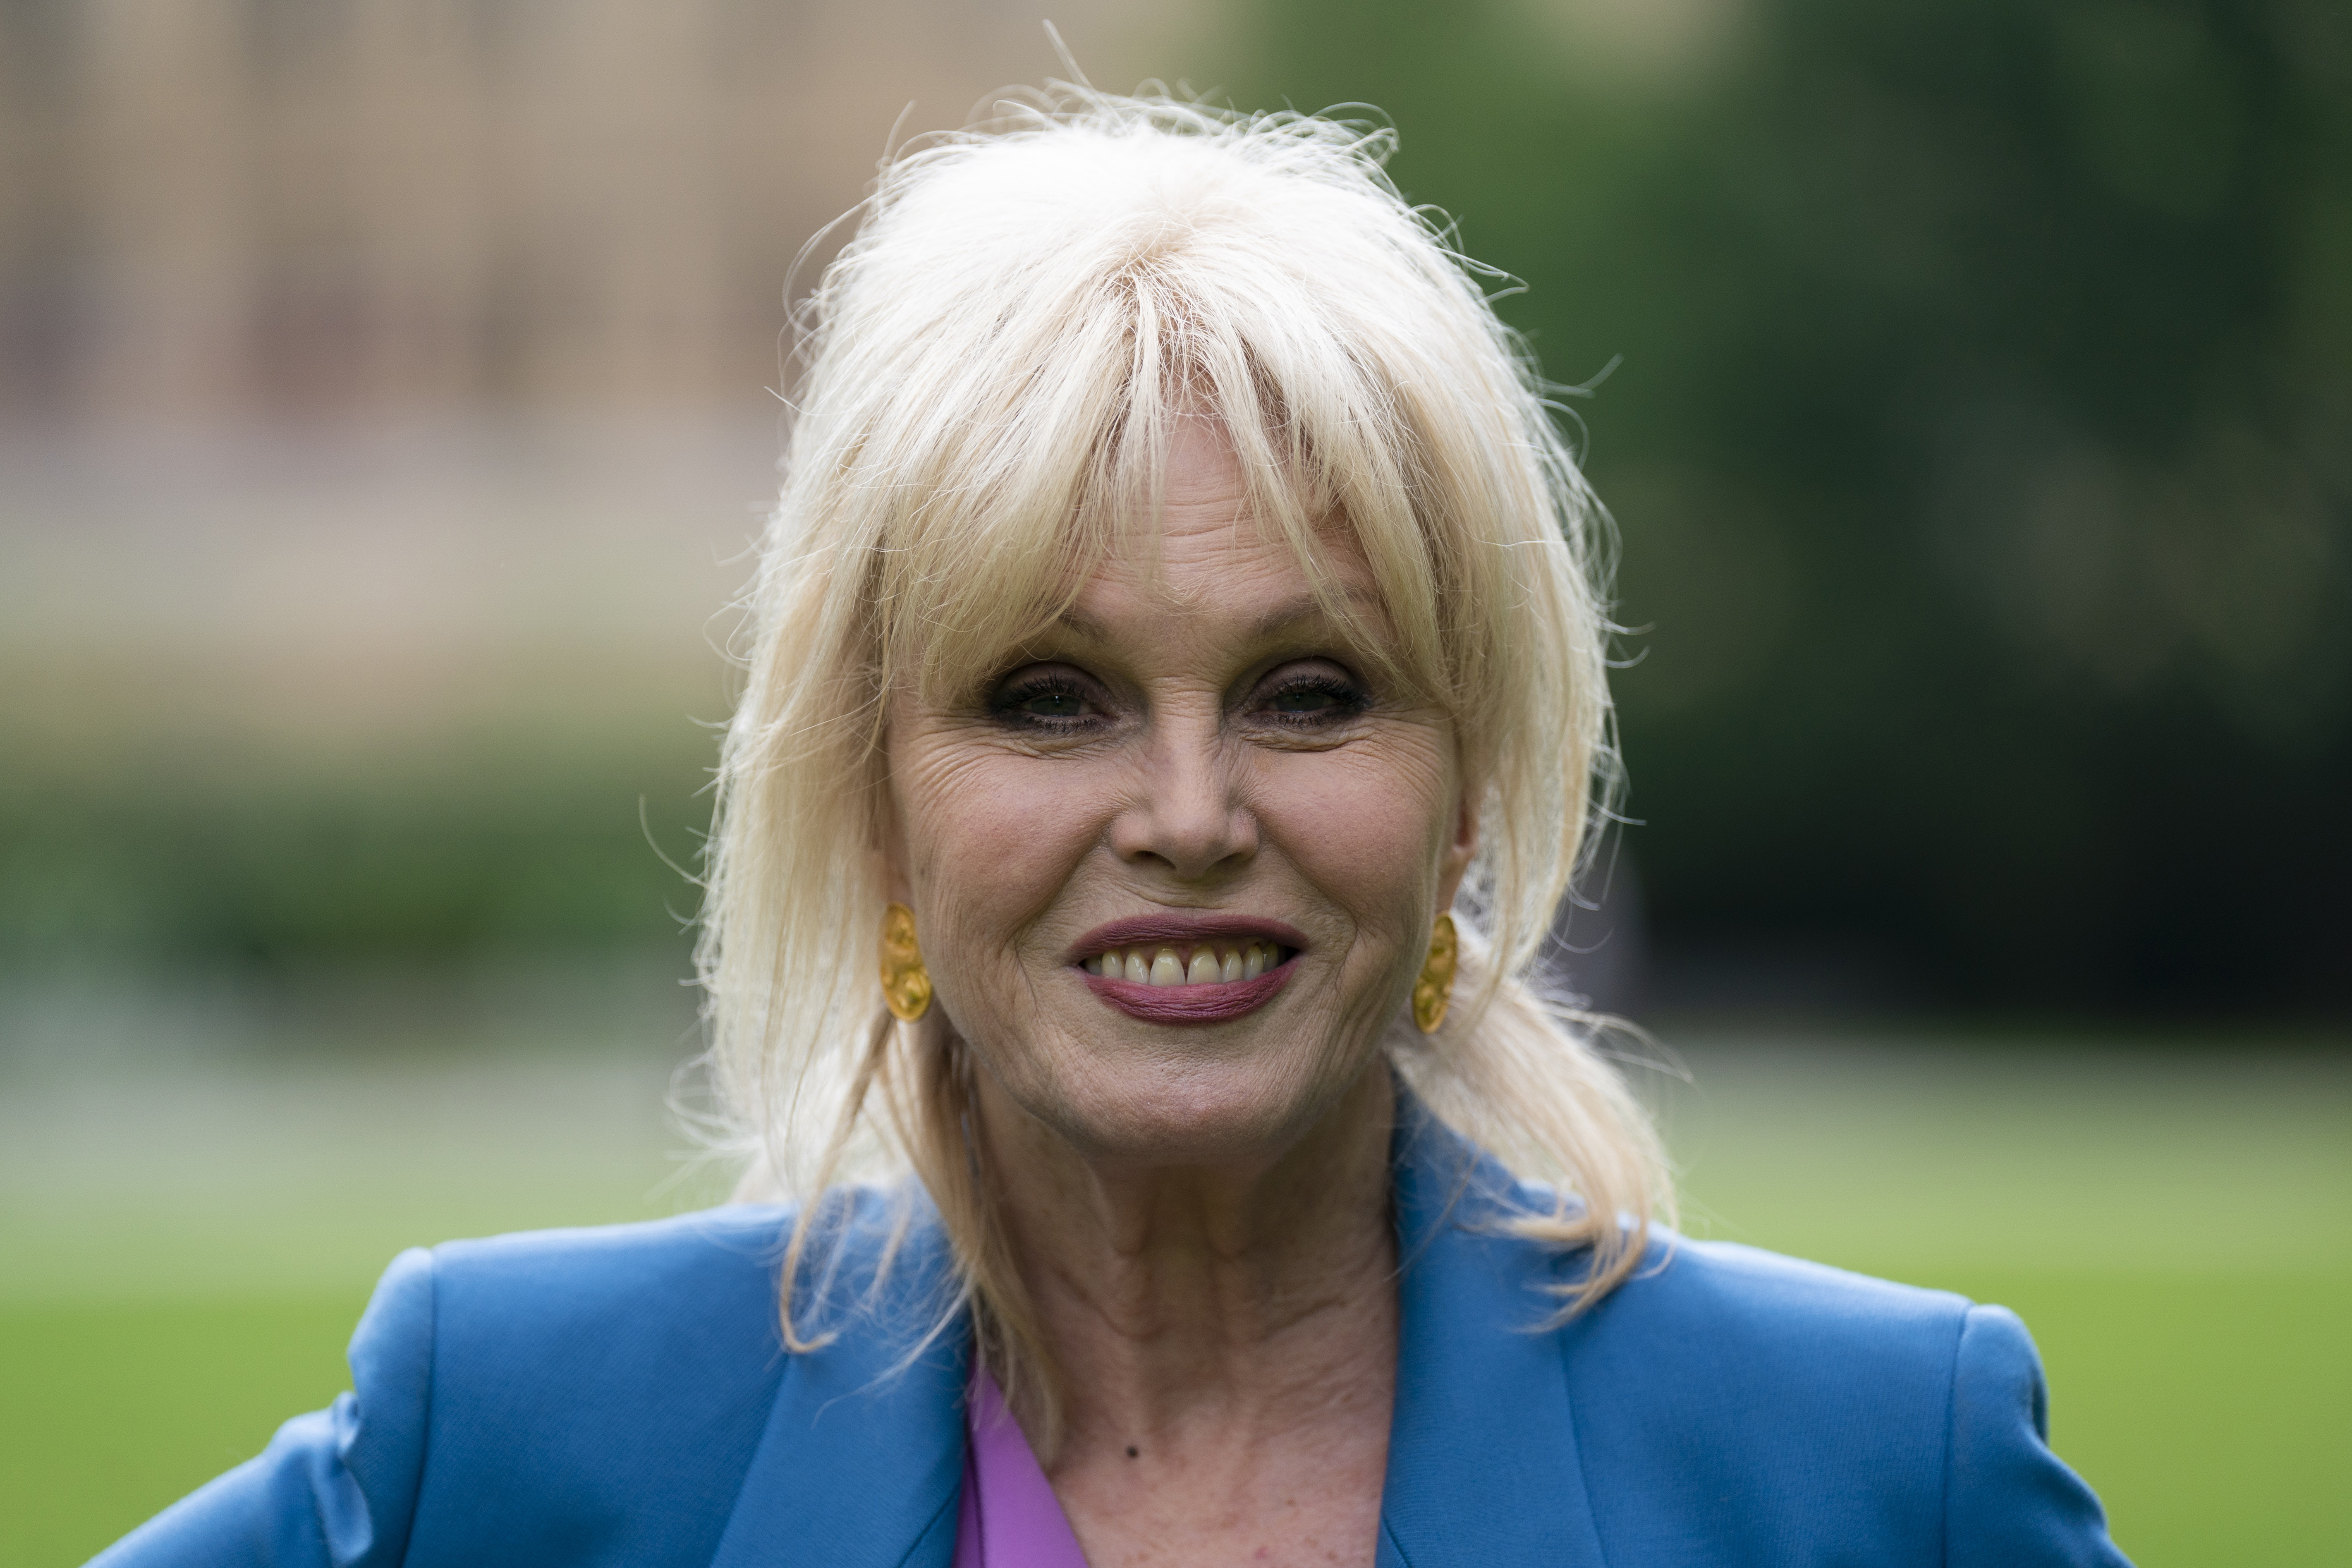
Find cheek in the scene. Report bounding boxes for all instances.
[892,738,1100,950]
[1253,738,1455,933]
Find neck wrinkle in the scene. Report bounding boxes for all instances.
[974,1056,1402,1458]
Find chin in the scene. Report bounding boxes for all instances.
[1031,1032,1375,1168]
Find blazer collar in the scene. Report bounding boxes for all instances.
[1378,1097,1607,1567]
[709,1099,1603,1568]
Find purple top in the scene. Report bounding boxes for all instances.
[953,1369,1093,1568]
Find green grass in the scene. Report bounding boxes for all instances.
[4,1037,2346,1564]
[0,1298,367,1566]
[1851,1268,2352,1565]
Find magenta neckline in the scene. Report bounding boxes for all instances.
[952,1368,1092,1568]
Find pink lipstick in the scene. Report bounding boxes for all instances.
[1069,915,1307,1025]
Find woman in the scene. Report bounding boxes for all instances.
[98,90,2127,1567]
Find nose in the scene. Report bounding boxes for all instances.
[1109,705,1257,881]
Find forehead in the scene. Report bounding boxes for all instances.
[1070,418,1378,629]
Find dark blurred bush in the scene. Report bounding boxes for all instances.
[1244,0,2351,1013]
[0,743,708,966]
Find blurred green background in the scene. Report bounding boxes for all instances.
[2,0,2347,1563]
[1238,0,2352,1013]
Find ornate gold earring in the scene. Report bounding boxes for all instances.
[879,902,933,1022]
[1412,913,1457,1034]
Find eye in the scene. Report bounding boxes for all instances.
[1268,684,1343,716]
[1252,665,1369,726]
[987,666,1105,729]
[1014,688,1086,718]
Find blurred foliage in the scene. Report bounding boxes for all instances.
[0,741,709,964]
[1240,0,2352,1011]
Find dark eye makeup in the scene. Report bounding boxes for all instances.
[988,668,1102,727]
[1253,667,1369,725]
[984,658,1371,733]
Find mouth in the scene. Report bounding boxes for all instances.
[1068,917,1306,1025]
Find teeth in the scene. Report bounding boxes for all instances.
[1093,942,1286,986]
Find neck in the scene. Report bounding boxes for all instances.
[971,1059,1400,1467]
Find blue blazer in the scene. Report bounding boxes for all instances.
[95,1111,2128,1567]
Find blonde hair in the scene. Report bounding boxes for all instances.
[696,86,1670,1445]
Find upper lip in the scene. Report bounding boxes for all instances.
[1067,914,1310,964]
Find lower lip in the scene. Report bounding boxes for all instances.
[1081,960,1295,1024]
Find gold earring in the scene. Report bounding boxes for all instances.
[879,902,933,1022]
[1412,913,1457,1034]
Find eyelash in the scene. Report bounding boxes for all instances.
[1256,672,1369,726]
[989,669,1369,730]
[990,673,1098,728]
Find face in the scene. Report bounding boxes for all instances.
[883,419,1476,1167]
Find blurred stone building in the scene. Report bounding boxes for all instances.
[0,2,1225,980]
[0,0,1214,423]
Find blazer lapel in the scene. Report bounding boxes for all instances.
[709,1192,970,1568]
[1378,1103,1608,1567]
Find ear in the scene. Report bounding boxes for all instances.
[1433,782,1480,917]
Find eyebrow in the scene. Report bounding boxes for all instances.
[1248,590,1385,642]
[1051,589,1386,646]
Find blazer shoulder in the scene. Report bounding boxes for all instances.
[1627,1234,1971,1337]
[1575,1234,1976,1410]
[428,1202,794,1324]
[419,1185,947,1401]
[1571,1241,1976,1448]
[418,1205,798,1472]
[1560,1241,2128,1564]
[1561,1240,1972,1559]
[398,1194,938,1567]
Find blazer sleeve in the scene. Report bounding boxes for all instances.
[88,1247,436,1568]
[1945,1303,2133,1567]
